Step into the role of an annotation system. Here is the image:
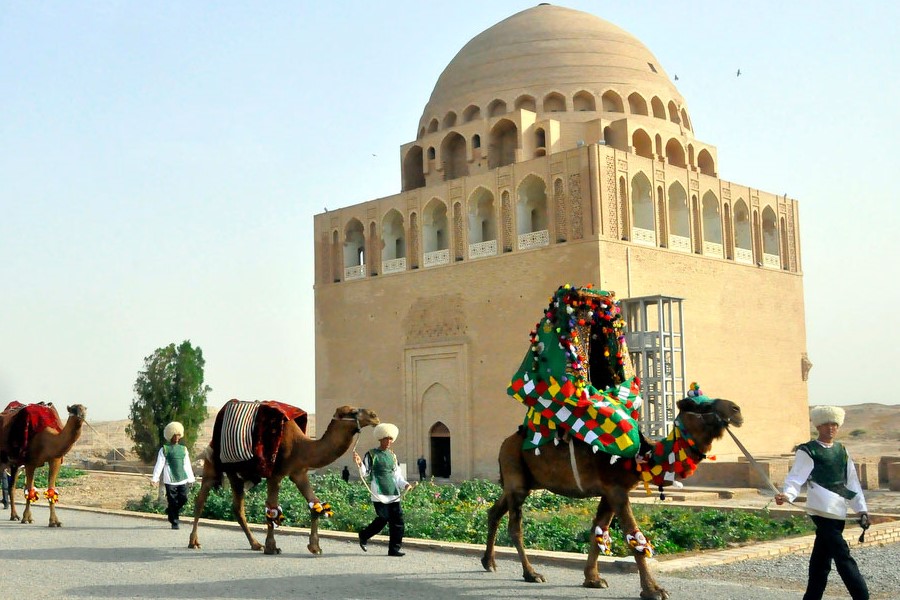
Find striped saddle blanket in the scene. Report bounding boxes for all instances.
[218,401,260,464]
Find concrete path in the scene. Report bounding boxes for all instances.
[0,505,894,599]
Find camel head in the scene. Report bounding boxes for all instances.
[332,405,379,430]
[66,404,88,421]
[676,396,743,441]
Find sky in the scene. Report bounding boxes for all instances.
[1,1,898,422]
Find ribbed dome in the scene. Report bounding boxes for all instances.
[420,4,686,130]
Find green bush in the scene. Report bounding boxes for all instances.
[124,473,815,556]
[12,465,84,489]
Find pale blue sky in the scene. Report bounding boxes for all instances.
[2,1,897,421]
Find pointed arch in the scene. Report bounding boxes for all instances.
[665,139,686,168]
[667,101,681,124]
[573,90,596,111]
[402,145,425,191]
[442,111,457,128]
[628,92,648,115]
[427,118,439,133]
[343,218,366,278]
[516,174,548,235]
[514,94,536,112]
[428,420,452,478]
[440,132,468,181]
[488,119,518,169]
[681,108,692,131]
[701,191,722,257]
[698,149,715,176]
[762,206,780,263]
[668,182,690,252]
[487,99,507,117]
[462,104,481,122]
[733,199,752,263]
[543,92,566,113]
[601,91,624,113]
[631,172,654,244]
[632,129,653,159]
[651,96,666,119]
[423,198,448,253]
[467,187,496,244]
[382,209,406,262]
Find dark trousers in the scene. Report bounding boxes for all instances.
[359,501,405,553]
[165,484,188,524]
[803,515,869,600]
[1,473,9,507]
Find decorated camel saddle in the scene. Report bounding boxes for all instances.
[211,399,308,480]
[1,401,63,464]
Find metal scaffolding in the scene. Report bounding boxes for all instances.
[620,295,686,438]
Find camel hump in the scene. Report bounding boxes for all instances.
[4,402,64,462]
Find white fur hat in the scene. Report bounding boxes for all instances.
[163,421,185,441]
[373,422,399,441]
[810,406,845,427]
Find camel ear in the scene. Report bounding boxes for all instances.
[676,397,698,413]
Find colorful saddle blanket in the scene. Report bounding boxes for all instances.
[218,401,260,463]
[1,401,64,464]
[211,400,308,479]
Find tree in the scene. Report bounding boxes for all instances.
[126,340,211,463]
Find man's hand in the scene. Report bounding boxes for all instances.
[774,493,787,505]
[353,452,362,467]
[859,513,870,529]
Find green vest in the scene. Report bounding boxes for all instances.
[798,441,856,500]
[367,448,399,496]
[164,443,188,482]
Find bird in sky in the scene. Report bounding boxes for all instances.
[736,68,742,77]
[674,74,679,81]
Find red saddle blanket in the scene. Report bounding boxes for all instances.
[1,401,64,464]
[211,400,308,479]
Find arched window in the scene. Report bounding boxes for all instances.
[514,95,536,112]
[702,191,722,256]
[488,119,517,169]
[733,200,751,262]
[516,175,548,235]
[423,199,448,253]
[381,209,406,261]
[665,139,686,168]
[631,172,654,244]
[651,96,666,119]
[427,146,435,160]
[440,132,468,181]
[668,182,690,252]
[463,105,481,122]
[429,422,451,478]
[762,206,780,260]
[427,118,439,133]
[601,91,624,113]
[667,101,681,124]
[487,99,507,117]
[628,93,648,115]
[632,129,653,159]
[535,128,546,148]
[467,187,497,246]
[543,92,566,113]
[472,134,481,150]
[697,149,715,176]
[681,109,692,131]
[573,90,596,111]
[343,219,366,277]
[402,145,425,191]
[442,111,457,128]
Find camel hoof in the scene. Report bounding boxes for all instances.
[523,572,546,583]
[264,546,281,555]
[583,578,609,589]
[640,589,669,600]
[250,542,263,551]
[49,522,62,528]
[306,544,322,555]
[480,556,496,572]
[188,540,201,549]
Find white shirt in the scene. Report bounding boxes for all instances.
[359,450,409,504]
[781,441,867,519]
[151,446,196,486]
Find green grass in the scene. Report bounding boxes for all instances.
[10,465,84,488]
[124,472,814,556]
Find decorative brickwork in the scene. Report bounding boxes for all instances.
[605,156,618,239]
[454,202,464,261]
[403,293,467,341]
[618,176,629,240]
[554,177,566,242]
[409,212,419,269]
[368,221,379,275]
[501,190,513,252]
[786,205,797,272]
[569,174,583,239]
[331,231,342,282]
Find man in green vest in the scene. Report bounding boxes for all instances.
[151,421,196,530]
[354,423,411,556]
[775,406,869,600]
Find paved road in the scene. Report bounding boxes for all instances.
[0,506,882,599]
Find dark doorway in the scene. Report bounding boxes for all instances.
[429,422,451,478]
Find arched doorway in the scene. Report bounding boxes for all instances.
[429,422,451,478]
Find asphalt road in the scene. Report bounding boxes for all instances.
[0,506,870,599]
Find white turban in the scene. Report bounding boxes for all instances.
[373,423,399,442]
[810,406,845,427]
[163,421,185,441]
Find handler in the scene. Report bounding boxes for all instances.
[151,421,196,530]
[775,405,869,600]
[354,423,411,557]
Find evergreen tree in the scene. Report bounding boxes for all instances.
[126,340,211,462]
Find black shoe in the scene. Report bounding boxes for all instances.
[171,522,180,530]
[388,550,405,557]
[358,533,367,552]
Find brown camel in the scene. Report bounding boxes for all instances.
[0,403,87,527]
[481,395,743,600]
[188,404,379,555]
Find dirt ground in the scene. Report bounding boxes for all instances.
[53,471,160,510]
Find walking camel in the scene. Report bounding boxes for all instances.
[0,402,88,527]
[482,395,742,599]
[188,401,379,555]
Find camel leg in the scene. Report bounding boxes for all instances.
[608,489,668,600]
[262,476,284,555]
[226,473,264,552]
[8,467,21,521]
[289,471,322,555]
[481,492,509,572]
[47,457,62,527]
[187,475,216,549]
[583,497,614,589]
[20,467,35,524]
[507,490,544,583]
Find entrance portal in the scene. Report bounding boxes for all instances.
[429,422,451,478]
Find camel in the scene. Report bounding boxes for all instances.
[481,395,743,600]
[0,402,87,527]
[188,403,379,555]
